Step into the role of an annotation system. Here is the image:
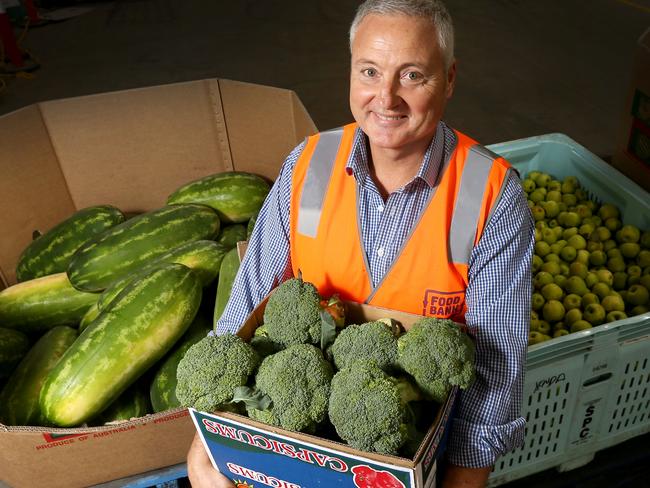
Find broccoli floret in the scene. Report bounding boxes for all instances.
[328,361,421,455]
[396,317,475,403]
[330,320,400,371]
[264,277,322,347]
[247,343,333,433]
[176,334,259,412]
[249,324,283,359]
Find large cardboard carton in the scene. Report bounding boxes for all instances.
[612,27,650,191]
[191,298,456,488]
[0,78,316,488]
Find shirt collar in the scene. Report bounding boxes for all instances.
[345,122,445,190]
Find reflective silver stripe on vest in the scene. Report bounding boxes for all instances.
[297,128,344,238]
[449,144,498,265]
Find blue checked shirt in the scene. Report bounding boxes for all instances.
[216,121,535,468]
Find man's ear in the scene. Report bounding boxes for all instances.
[446,60,457,99]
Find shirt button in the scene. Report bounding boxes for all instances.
[377,205,384,212]
[377,247,385,257]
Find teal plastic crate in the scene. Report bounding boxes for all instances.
[483,134,650,486]
[488,133,649,229]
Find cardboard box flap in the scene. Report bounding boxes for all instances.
[0,105,76,287]
[219,79,317,181]
[39,80,229,213]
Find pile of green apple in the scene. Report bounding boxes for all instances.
[524,171,650,345]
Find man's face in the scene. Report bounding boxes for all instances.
[350,14,456,154]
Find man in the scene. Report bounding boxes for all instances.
[188,1,534,487]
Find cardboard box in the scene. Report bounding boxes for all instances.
[191,298,457,488]
[612,27,650,191]
[0,78,317,488]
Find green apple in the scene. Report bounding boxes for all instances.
[606,311,627,323]
[563,294,582,310]
[564,308,583,325]
[570,320,593,333]
[543,300,565,322]
[601,294,625,312]
[541,283,564,301]
[583,303,606,325]
[581,293,600,307]
[626,284,649,306]
[616,224,641,244]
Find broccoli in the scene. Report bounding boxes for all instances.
[330,320,401,371]
[263,276,322,347]
[328,361,422,455]
[243,343,333,433]
[249,324,283,359]
[396,317,475,403]
[176,334,260,412]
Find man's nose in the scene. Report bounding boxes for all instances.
[377,75,401,109]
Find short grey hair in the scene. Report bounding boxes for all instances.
[349,0,455,70]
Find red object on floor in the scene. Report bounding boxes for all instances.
[22,0,40,24]
[0,10,23,68]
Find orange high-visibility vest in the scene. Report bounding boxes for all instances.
[289,123,512,322]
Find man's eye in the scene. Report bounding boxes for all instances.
[363,68,377,77]
[404,71,423,82]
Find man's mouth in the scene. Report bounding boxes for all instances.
[374,113,406,121]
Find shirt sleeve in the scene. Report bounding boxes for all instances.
[445,169,535,468]
[214,142,305,336]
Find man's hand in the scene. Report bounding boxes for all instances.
[187,432,234,488]
[441,463,491,488]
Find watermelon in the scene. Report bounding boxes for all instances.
[247,212,259,239]
[96,240,228,311]
[0,273,99,333]
[91,382,151,425]
[150,315,211,412]
[0,328,30,379]
[213,248,241,328]
[16,205,125,282]
[216,224,247,250]
[67,204,220,292]
[40,263,202,427]
[167,171,270,224]
[78,302,101,333]
[0,326,77,426]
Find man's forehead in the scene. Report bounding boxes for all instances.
[351,14,442,64]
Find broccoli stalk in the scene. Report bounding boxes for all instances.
[396,317,475,403]
[328,361,422,455]
[237,344,333,433]
[175,334,259,412]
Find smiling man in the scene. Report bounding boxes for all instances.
[187,1,534,487]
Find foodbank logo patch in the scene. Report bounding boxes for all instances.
[422,289,464,318]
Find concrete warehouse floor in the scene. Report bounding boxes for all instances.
[0,1,649,488]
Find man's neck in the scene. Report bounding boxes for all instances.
[368,139,431,200]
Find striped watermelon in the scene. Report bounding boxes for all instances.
[149,314,210,412]
[96,240,228,311]
[0,326,77,426]
[91,382,151,425]
[40,263,202,427]
[213,248,241,328]
[79,302,101,333]
[67,204,220,292]
[0,328,30,379]
[167,171,270,224]
[247,212,258,239]
[16,205,125,282]
[0,273,99,333]
[216,224,247,250]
